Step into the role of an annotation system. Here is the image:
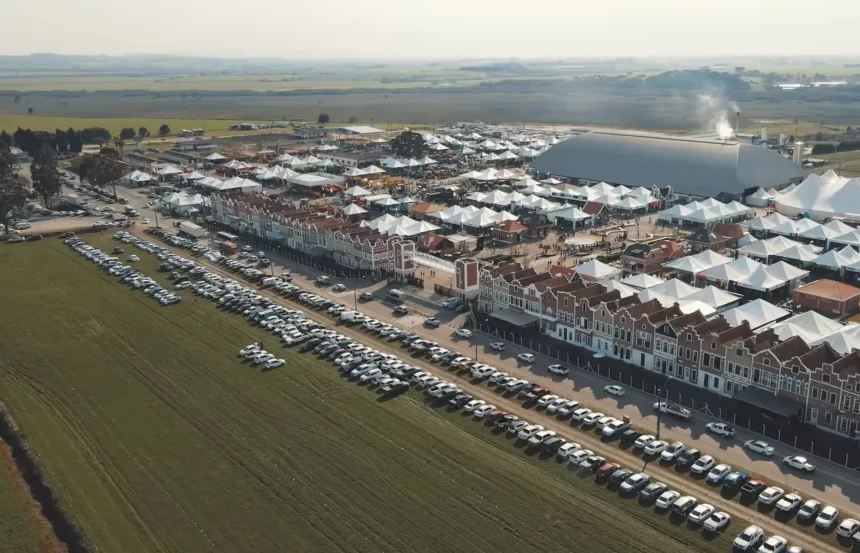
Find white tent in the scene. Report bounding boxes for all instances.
[205,152,226,162]
[685,286,742,310]
[766,260,809,282]
[657,204,694,221]
[461,147,477,155]
[620,273,665,289]
[576,259,622,281]
[343,167,367,178]
[615,196,648,210]
[775,171,860,221]
[428,143,449,151]
[544,205,590,223]
[770,218,821,237]
[697,256,763,284]
[771,311,844,343]
[375,196,401,207]
[722,299,789,330]
[746,188,775,207]
[541,177,562,185]
[344,185,372,197]
[473,168,499,181]
[498,150,519,160]
[418,156,438,165]
[747,212,792,231]
[342,203,368,215]
[158,165,182,176]
[362,165,386,175]
[738,235,802,259]
[733,266,787,292]
[775,243,822,263]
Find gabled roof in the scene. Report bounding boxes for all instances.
[722,299,790,330]
[621,273,665,289]
[770,336,812,362]
[795,279,860,302]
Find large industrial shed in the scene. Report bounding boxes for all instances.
[531,131,805,200]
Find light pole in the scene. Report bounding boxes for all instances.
[655,375,673,441]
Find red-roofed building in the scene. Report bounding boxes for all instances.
[794,279,860,315]
[493,220,528,242]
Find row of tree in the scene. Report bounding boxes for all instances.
[0,124,175,159]
[0,146,28,234]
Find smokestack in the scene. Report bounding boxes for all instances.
[761,127,768,142]
[735,111,741,137]
[793,141,804,166]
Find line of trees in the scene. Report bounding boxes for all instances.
[0,122,175,160]
[0,146,28,234]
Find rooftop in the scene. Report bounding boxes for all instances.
[795,279,860,302]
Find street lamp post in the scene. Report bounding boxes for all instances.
[655,375,673,441]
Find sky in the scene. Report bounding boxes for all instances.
[4,0,860,59]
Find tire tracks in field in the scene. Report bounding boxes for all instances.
[149,234,843,553]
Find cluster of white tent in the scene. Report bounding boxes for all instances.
[423,130,556,158]
[695,255,809,292]
[459,167,520,181]
[255,166,300,181]
[774,171,860,221]
[380,156,437,170]
[122,169,153,186]
[201,176,263,193]
[747,212,858,243]
[343,165,386,177]
[361,214,440,237]
[273,154,340,171]
[162,191,210,214]
[658,198,753,225]
[746,184,797,207]
[425,205,519,228]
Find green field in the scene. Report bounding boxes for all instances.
[0,235,737,553]
[0,114,265,136]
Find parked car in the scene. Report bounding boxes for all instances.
[757,486,785,505]
[638,482,669,502]
[548,364,568,376]
[489,342,506,351]
[782,455,815,473]
[797,500,820,522]
[706,422,736,437]
[604,384,625,397]
[744,440,775,456]
[702,512,731,533]
[705,464,731,483]
[655,490,680,509]
[517,353,535,364]
[815,506,839,529]
[733,525,764,551]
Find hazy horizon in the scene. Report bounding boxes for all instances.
[5,0,860,59]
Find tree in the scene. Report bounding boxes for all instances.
[0,131,11,150]
[348,115,359,123]
[317,113,330,124]
[67,128,83,153]
[138,127,150,138]
[13,95,21,103]
[27,107,33,114]
[112,138,125,156]
[0,147,28,235]
[30,143,62,209]
[80,150,124,199]
[390,130,426,159]
[119,127,136,140]
[54,128,69,152]
[80,127,111,145]
[158,124,171,136]
[815,131,824,141]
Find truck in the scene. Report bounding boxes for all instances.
[220,241,238,255]
[653,401,693,420]
[179,221,206,239]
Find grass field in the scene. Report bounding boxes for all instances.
[0,440,58,553]
[0,114,265,136]
[0,235,741,553]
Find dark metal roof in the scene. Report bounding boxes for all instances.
[532,132,806,197]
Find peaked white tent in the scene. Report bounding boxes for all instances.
[344,185,372,197]
[575,259,622,281]
[722,299,789,329]
[205,152,227,162]
[771,311,844,343]
[342,203,368,215]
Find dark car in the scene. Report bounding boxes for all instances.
[609,468,634,485]
[485,410,507,423]
[25,234,43,241]
[359,292,374,301]
[313,341,332,353]
[402,334,421,345]
[740,479,767,497]
[540,437,565,454]
[301,338,322,352]
[722,471,750,490]
[619,429,641,446]
[675,449,701,468]
[388,331,407,341]
[448,394,472,408]
[424,317,441,327]
[440,352,459,364]
[639,482,669,502]
[595,463,621,482]
[495,414,518,428]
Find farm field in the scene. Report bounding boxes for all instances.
[0,235,739,553]
[0,114,264,136]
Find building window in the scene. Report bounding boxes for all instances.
[792,366,799,375]
[753,368,761,383]
[853,399,860,415]
[823,374,831,384]
[763,358,770,366]
[714,357,722,370]
[810,408,819,421]
[690,369,698,382]
[687,333,692,341]
[713,377,720,389]
[564,298,568,306]
[825,412,833,425]
[812,387,819,399]
[742,366,749,379]
[621,317,626,323]
[842,396,852,410]
[830,392,838,405]
[685,348,691,360]
[692,351,698,364]
[702,353,711,367]
[736,348,743,356]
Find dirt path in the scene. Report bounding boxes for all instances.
[141,230,842,553]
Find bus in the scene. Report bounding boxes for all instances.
[215,231,239,242]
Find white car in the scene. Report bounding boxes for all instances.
[775,493,803,512]
[556,442,581,459]
[582,412,604,426]
[634,434,655,449]
[837,518,860,538]
[548,364,569,376]
[567,449,592,465]
[239,344,260,356]
[517,424,544,441]
[702,511,731,532]
[517,353,535,363]
[688,503,715,524]
[619,472,650,493]
[454,328,472,338]
[472,404,496,419]
[360,368,382,383]
[733,525,764,550]
[690,455,716,475]
[252,353,275,365]
[570,407,592,422]
[604,384,625,397]
[545,397,568,413]
[556,400,580,417]
[529,430,557,446]
[815,506,839,529]
[782,455,815,473]
[655,490,680,509]
[705,463,731,483]
[537,394,560,408]
[660,441,686,462]
[757,535,787,553]
[744,440,775,456]
[644,439,668,456]
[757,487,785,505]
[706,422,736,437]
[601,419,628,437]
[265,358,285,369]
[128,255,139,262]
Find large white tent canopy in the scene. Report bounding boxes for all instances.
[775,171,860,221]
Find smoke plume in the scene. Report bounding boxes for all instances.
[697,94,740,140]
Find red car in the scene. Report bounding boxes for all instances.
[596,463,620,481]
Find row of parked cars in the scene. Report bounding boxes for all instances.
[67,234,182,305]
[139,232,840,552]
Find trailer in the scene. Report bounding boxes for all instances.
[179,221,206,239]
[653,401,693,420]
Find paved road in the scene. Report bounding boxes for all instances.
[136,229,844,553]
[115,186,860,515]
